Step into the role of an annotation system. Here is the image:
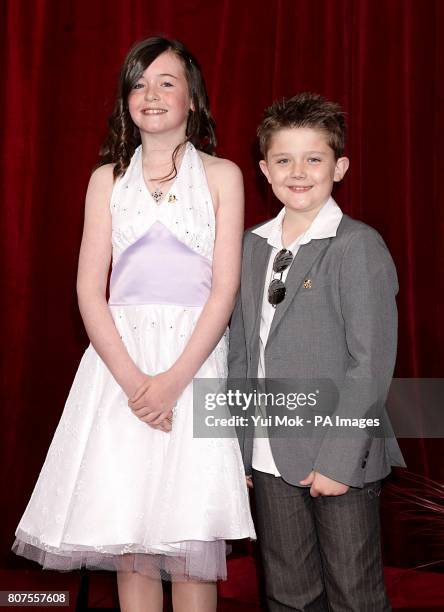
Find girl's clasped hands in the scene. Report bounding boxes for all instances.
[128,370,182,432]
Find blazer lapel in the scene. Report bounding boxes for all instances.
[248,237,272,338]
[268,238,331,341]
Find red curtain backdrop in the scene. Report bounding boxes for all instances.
[1,0,443,587]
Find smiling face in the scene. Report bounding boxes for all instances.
[259,127,349,215]
[127,50,193,138]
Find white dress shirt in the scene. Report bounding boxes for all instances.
[251,197,343,476]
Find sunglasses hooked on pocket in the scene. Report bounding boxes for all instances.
[268,248,293,307]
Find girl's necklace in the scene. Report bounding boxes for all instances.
[144,144,185,203]
[151,186,164,203]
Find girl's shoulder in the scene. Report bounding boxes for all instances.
[87,163,116,197]
[85,163,116,213]
[197,151,243,184]
[196,151,244,216]
[90,163,115,184]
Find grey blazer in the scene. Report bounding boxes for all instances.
[228,214,406,488]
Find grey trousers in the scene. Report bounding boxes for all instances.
[252,469,391,612]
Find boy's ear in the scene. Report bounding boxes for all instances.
[259,159,272,184]
[333,157,350,182]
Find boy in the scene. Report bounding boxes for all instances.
[228,93,405,611]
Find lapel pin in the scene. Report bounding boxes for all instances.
[168,194,178,203]
[303,279,313,289]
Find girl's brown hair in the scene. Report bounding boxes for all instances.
[98,37,216,180]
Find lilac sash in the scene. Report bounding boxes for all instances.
[109,222,212,307]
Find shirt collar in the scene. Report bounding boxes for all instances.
[252,196,343,250]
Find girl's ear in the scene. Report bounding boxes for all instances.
[333,157,350,182]
[259,159,272,184]
[190,98,195,112]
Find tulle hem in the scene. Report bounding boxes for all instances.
[12,534,227,582]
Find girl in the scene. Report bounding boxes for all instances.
[13,37,255,612]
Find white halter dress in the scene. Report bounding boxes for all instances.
[13,143,255,581]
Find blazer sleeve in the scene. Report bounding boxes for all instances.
[227,234,250,379]
[227,291,248,377]
[313,227,399,487]
[227,235,253,475]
